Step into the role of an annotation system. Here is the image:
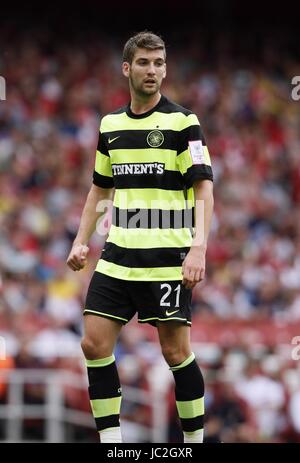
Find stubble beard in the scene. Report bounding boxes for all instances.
[129,75,160,98]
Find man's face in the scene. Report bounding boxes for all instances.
[123,48,166,97]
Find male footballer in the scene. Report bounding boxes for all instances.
[67,31,214,443]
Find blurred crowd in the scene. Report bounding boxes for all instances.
[0,28,300,442]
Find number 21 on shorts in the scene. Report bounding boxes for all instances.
[160,283,181,307]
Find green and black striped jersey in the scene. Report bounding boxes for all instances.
[93,95,213,281]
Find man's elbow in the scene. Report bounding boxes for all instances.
[194,179,214,196]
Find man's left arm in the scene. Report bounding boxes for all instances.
[182,179,214,289]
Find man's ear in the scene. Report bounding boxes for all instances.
[122,62,130,78]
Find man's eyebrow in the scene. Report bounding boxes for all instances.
[136,57,165,63]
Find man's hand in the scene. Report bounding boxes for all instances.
[67,243,90,271]
[182,245,206,289]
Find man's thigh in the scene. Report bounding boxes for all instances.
[84,272,136,325]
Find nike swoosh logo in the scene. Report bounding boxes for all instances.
[108,136,120,144]
[166,309,180,317]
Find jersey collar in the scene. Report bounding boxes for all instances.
[126,95,167,119]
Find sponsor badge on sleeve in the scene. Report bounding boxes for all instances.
[188,140,205,164]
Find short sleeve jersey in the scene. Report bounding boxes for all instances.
[93,95,213,281]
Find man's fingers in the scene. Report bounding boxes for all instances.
[182,266,190,281]
[186,270,201,288]
[68,262,82,271]
[66,243,90,272]
[188,270,196,287]
[67,256,85,271]
[67,245,89,268]
[193,270,201,284]
[182,268,194,288]
[182,267,204,288]
[68,262,80,271]
[181,250,206,287]
[70,256,82,266]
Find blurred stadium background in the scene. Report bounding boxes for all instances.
[1,0,300,443]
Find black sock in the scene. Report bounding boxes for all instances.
[170,352,204,433]
[86,355,122,431]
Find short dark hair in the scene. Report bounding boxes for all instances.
[123,31,166,64]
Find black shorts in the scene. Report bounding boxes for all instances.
[84,272,192,327]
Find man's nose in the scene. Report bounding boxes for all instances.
[147,63,156,74]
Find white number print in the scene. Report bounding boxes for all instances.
[174,284,181,307]
[160,283,181,307]
[160,283,172,306]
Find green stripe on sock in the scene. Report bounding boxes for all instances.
[90,397,122,418]
[85,355,115,368]
[169,352,195,371]
[176,397,204,419]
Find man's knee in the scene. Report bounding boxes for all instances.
[161,345,191,366]
[81,336,112,360]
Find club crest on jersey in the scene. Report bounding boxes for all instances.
[147,130,164,148]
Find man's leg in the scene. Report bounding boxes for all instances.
[157,322,205,443]
[81,315,123,443]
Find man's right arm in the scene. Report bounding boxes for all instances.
[67,184,114,271]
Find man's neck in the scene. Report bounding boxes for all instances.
[130,92,161,115]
